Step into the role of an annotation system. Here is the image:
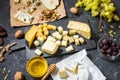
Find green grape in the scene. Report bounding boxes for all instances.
[108,18,112,22]
[75,0,120,22]
[92,6,98,10]
[113,14,120,21]
[75,1,83,7]
[91,10,99,17]
[108,4,116,11]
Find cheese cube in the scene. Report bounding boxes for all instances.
[73,35,79,39]
[52,31,60,38]
[68,37,74,44]
[55,40,61,46]
[63,36,69,42]
[41,40,59,54]
[69,30,76,35]
[59,71,68,79]
[56,34,62,40]
[58,26,63,33]
[65,45,74,52]
[62,31,68,36]
[61,40,67,47]
[37,36,46,43]
[47,24,56,30]
[33,40,40,46]
[79,37,85,44]
[75,39,80,46]
[44,30,49,36]
[34,49,42,55]
[47,36,56,42]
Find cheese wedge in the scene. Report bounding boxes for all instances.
[67,20,91,39]
[41,40,59,54]
[25,25,38,48]
[41,0,59,10]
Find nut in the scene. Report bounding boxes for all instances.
[14,30,24,39]
[14,71,24,80]
[70,7,78,14]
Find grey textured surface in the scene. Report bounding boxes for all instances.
[0,0,120,80]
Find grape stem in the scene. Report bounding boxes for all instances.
[98,15,103,32]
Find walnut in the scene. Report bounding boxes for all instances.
[14,71,24,80]
[70,7,78,14]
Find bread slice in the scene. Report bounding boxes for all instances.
[41,0,60,10]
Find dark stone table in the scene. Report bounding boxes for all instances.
[0,0,120,80]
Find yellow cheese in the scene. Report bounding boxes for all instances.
[67,20,91,39]
[25,25,38,48]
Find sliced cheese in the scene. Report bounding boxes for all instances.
[67,20,91,39]
[41,40,59,54]
[59,70,68,79]
[14,11,34,24]
[41,0,59,10]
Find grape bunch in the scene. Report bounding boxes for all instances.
[75,0,120,22]
[99,39,120,57]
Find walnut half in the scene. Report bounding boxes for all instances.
[14,71,24,80]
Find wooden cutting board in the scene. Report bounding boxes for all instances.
[10,0,66,27]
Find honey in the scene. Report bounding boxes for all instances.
[26,56,48,78]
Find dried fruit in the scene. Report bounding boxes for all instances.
[0,26,7,37]
[14,30,24,39]
[70,7,78,14]
[14,71,24,80]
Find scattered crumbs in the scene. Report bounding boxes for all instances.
[0,46,3,49]
[119,26,120,28]
[4,70,11,80]
[99,28,103,32]
[113,32,116,35]
[114,39,116,41]
[2,68,6,73]
[110,25,114,28]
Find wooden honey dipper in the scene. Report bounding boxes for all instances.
[41,64,57,80]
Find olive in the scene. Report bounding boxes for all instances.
[102,39,108,45]
[107,49,112,54]
[111,42,117,47]
[103,45,109,50]
[100,49,104,53]
[99,42,103,48]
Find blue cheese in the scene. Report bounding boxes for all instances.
[14,11,34,24]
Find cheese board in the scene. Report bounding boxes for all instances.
[24,20,96,59]
[10,0,66,27]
